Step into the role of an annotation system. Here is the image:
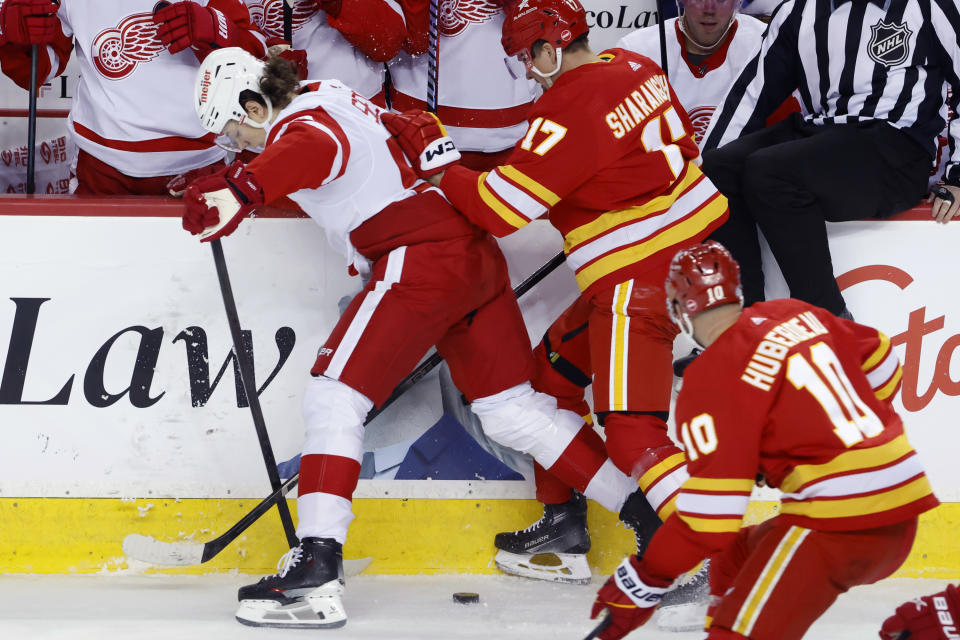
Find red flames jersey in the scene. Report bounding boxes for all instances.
[642,298,939,580]
[439,49,728,293]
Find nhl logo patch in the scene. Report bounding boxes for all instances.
[867,20,912,67]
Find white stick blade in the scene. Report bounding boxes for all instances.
[122,534,204,566]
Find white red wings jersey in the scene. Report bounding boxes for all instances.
[641,298,938,580]
[439,49,728,293]
[246,0,405,99]
[387,0,537,152]
[617,16,767,145]
[45,0,266,177]
[250,80,423,268]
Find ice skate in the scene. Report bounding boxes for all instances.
[656,560,711,632]
[617,487,662,557]
[235,537,347,629]
[493,492,591,584]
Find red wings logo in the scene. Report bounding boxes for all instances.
[440,0,501,37]
[687,105,716,143]
[247,0,319,39]
[92,12,165,80]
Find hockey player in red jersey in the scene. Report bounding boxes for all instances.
[589,241,940,640]
[184,47,656,628]
[383,0,729,583]
[245,0,406,100]
[0,0,267,195]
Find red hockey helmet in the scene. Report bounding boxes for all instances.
[665,241,743,343]
[501,0,588,60]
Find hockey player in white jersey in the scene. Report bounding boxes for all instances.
[245,0,406,100]
[618,0,768,143]
[184,47,657,628]
[0,0,267,195]
[388,0,537,170]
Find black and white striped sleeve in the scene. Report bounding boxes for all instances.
[701,0,804,151]
[930,0,960,186]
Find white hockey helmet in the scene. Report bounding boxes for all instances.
[195,47,272,136]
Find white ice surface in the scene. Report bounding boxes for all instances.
[0,574,952,639]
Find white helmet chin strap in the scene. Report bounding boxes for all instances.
[531,47,564,78]
[678,12,737,53]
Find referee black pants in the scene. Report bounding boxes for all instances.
[701,113,930,315]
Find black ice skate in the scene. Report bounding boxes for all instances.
[618,487,662,557]
[493,491,592,584]
[235,537,347,629]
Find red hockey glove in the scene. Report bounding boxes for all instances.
[182,161,264,242]
[165,161,228,197]
[879,584,960,640]
[590,556,672,640]
[267,37,309,80]
[153,1,239,55]
[380,109,460,180]
[0,0,61,46]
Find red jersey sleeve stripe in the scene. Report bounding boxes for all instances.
[269,106,351,184]
[484,169,548,219]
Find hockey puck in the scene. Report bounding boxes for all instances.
[452,592,480,604]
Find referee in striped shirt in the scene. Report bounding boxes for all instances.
[699,0,960,318]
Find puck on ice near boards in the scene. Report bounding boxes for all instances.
[452,592,479,604]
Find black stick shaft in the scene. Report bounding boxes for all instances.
[210,239,299,549]
[283,0,292,42]
[27,45,38,195]
[657,0,669,78]
[426,0,440,112]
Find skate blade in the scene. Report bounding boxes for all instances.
[494,550,591,585]
[236,582,347,629]
[655,602,708,632]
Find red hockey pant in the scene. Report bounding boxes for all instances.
[705,516,918,640]
[531,269,683,510]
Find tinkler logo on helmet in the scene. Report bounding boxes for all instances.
[561,29,572,41]
[685,299,698,312]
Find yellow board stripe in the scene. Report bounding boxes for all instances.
[638,452,687,491]
[564,163,702,249]
[610,281,631,410]
[875,366,903,401]
[0,498,955,576]
[780,475,934,519]
[678,515,743,533]
[477,172,528,230]
[682,477,756,493]
[862,332,891,372]
[780,435,913,494]
[498,165,561,206]
[574,195,727,291]
[734,526,809,636]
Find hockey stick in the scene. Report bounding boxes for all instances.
[282,0,293,43]
[426,0,440,112]
[657,0,669,78]
[210,238,299,549]
[583,611,612,640]
[122,250,567,566]
[26,44,38,194]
